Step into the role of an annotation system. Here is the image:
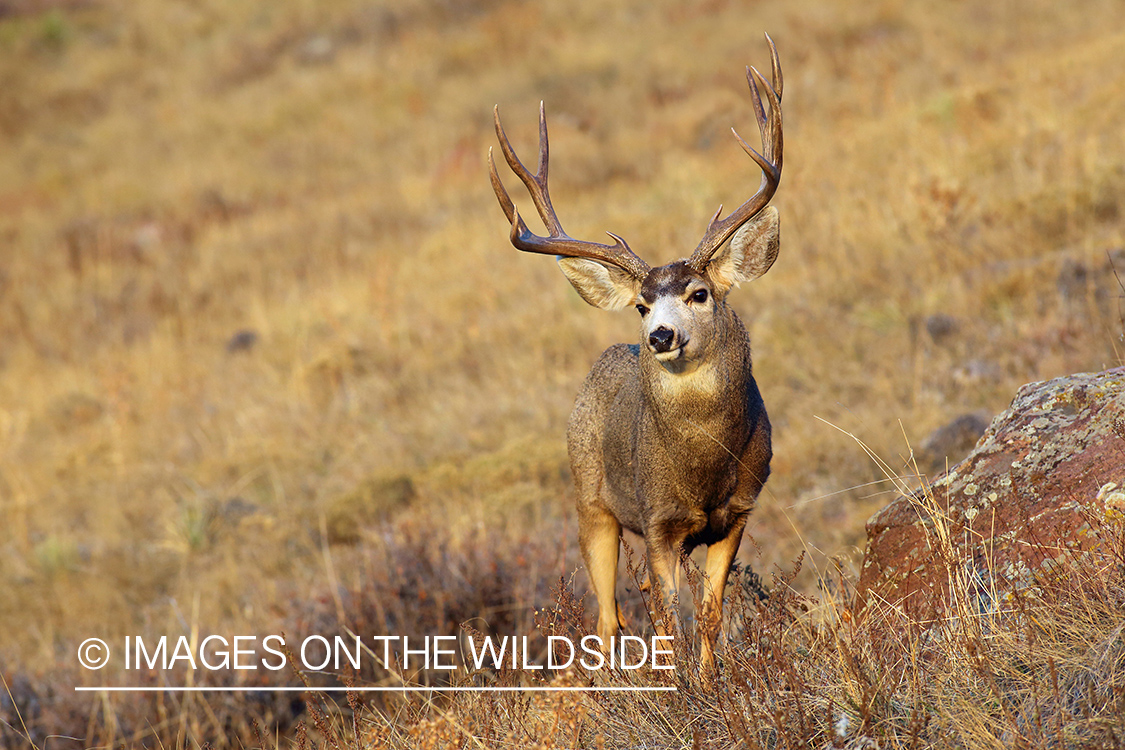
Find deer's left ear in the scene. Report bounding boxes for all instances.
[705,207,779,295]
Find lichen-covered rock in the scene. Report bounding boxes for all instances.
[857,366,1125,620]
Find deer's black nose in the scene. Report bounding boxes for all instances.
[648,326,676,353]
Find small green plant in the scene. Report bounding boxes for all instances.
[38,10,70,51]
[33,534,79,578]
[171,503,217,553]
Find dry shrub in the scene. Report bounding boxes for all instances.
[5,491,1123,749]
[344,476,1125,749]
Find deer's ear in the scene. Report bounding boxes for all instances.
[705,207,779,294]
[557,257,642,311]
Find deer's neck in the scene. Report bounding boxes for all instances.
[640,305,753,437]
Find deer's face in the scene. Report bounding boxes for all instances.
[551,207,779,376]
[636,262,720,373]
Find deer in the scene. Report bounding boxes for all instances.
[489,35,783,671]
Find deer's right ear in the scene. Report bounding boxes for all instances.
[557,257,643,311]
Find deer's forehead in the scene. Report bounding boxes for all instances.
[640,262,706,303]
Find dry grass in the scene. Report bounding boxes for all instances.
[1,0,1124,747]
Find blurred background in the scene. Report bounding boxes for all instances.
[0,0,1122,739]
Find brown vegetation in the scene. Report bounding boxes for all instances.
[1,0,1123,747]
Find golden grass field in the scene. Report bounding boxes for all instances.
[1,0,1124,746]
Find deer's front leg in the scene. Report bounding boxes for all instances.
[645,529,684,641]
[699,516,748,670]
[578,504,624,646]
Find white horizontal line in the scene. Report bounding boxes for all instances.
[75,686,676,693]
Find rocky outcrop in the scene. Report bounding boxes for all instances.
[857,366,1125,620]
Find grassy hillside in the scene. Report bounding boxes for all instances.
[1,0,1123,746]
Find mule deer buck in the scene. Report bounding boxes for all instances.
[490,36,783,670]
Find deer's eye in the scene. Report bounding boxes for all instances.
[635,304,649,317]
[691,289,709,304]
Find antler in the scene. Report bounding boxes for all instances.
[686,34,783,273]
[490,103,651,281]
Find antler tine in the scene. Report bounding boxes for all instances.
[536,102,550,190]
[734,65,782,176]
[490,104,650,280]
[493,104,566,236]
[687,34,783,273]
[766,30,783,101]
[488,147,517,224]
